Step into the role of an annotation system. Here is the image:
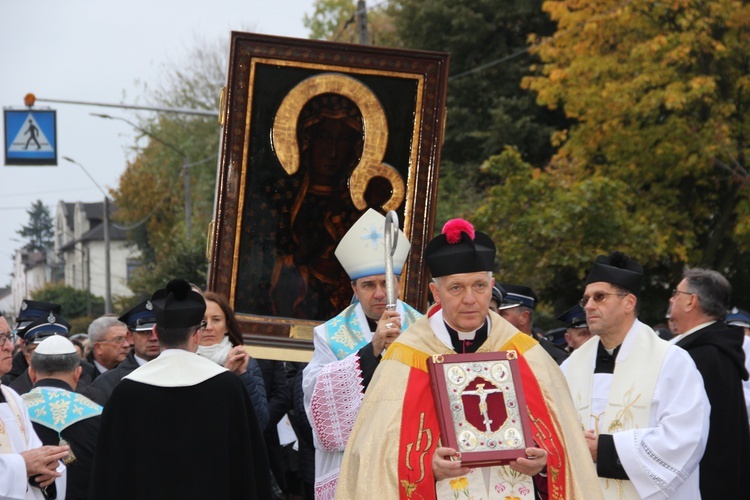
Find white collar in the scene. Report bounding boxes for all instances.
[670,320,717,343]
[125,349,226,387]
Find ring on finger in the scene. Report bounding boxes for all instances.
[385,323,394,329]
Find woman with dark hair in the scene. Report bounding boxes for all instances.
[197,291,269,429]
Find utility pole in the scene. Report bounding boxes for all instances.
[357,0,369,45]
[63,156,113,314]
[103,196,112,313]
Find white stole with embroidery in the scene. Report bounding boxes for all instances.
[565,320,669,499]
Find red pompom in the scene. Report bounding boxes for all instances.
[442,218,475,244]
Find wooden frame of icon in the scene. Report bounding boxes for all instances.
[206,32,450,351]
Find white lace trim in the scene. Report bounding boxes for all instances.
[314,468,339,500]
[310,353,364,451]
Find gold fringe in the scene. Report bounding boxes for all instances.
[500,333,537,355]
[384,343,431,372]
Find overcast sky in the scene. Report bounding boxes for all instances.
[0,0,316,288]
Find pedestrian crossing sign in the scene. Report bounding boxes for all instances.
[4,109,57,166]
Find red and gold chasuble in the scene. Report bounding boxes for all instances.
[390,327,568,499]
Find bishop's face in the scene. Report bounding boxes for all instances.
[352,274,397,321]
[430,272,493,332]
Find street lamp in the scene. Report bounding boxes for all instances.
[62,156,112,314]
[91,113,193,238]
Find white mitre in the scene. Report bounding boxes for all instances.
[335,208,411,280]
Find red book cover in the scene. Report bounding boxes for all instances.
[427,351,535,467]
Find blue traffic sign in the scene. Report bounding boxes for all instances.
[4,109,57,166]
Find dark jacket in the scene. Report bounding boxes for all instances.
[676,321,750,498]
[1,350,28,384]
[539,337,569,365]
[240,357,270,430]
[30,378,101,500]
[91,350,141,403]
[258,360,292,493]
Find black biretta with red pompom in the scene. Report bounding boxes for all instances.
[425,219,496,277]
[151,278,206,329]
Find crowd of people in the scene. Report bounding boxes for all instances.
[1,209,749,499]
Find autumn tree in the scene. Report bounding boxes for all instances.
[17,200,54,252]
[476,0,750,317]
[111,37,224,296]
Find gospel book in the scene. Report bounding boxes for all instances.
[427,351,534,467]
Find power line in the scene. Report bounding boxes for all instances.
[110,154,217,232]
[448,0,636,82]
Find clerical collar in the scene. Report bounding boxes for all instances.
[446,321,488,354]
[594,341,622,374]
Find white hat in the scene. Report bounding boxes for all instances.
[335,208,411,280]
[35,335,77,355]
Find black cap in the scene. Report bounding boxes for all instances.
[119,299,157,332]
[585,251,643,297]
[726,307,750,328]
[16,300,62,337]
[425,219,495,278]
[23,312,70,343]
[497,284,537,310]
[557,304,587,329]
[151,279,206,329]
[545,327,568,347]
[491,284,505,306]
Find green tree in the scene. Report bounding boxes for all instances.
[17,200,53,252]
[513,0,750,314]
[31,285,105,333]
[388,0,568,231]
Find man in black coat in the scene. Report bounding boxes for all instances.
[669,267,750,498]
[22,334,102,500]
[494,283,569,364]
[89,279,271,499]
[92,298,160,402]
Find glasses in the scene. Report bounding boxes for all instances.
[196,320,208,332]
[671,288,693,298]
[579,291,627,308]
[0,332,16,347]
[99,336,130,345]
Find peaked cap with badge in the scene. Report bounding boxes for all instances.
[119,298,157,332]
[425,218,495,277]
[497,283,537,310]
[726,307,750,328]
[557,304,588,329]
[23,311,71,343]
[16,299,63,339]
[585,251,643,297]
[334,208,411,280]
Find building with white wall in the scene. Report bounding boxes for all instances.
[55,200,139,300]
